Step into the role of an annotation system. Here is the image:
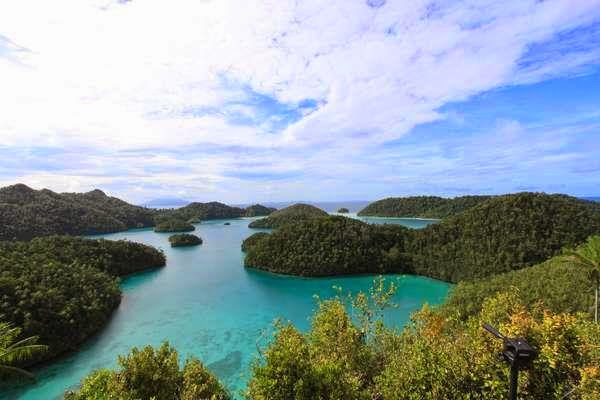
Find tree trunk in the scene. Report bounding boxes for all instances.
[594,285,600,323]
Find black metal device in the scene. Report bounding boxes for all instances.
[482,323,538,400]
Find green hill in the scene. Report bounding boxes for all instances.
[244,204,277,217]
[0,236,165,362]
[248,203,328,229]
[358,195,491,218]
[154,219,195,233]
[0,184,155,240]
[405,192,600,282]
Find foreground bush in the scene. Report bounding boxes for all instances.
[246,282,600,400]
[64,342,230,400]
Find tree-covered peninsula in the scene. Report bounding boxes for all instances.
[245,193,600,281]
[248,203,328,229]
[0,184,155,241]
[169,233,203,247]
[358,194,492,218]
[154,219,195,233]
[0,236,165,363]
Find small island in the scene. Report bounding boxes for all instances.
[168,233,203,247]
[154,219,195,233]
[337,207,350,213]
[249,203,328,229]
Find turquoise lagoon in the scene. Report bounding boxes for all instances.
[5,217,448,399]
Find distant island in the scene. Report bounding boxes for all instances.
[337,207,350,213]
[169,233,203,247]
[0,184,276,241]
[154,219,196,233]
[248,203,328,228]
[357,195,492,218]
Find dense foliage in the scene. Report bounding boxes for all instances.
[248,204,329,229]
[337,207,350,213]
[247,284,600,400]
[154,219,196,233]
[405,193,600,282]
[241,232,270,252]
[358,195,492,218]
[64,342,230,400]
[169,233,203,247]
[245,216,409,276]
[245,193,600,282]
[0,236,165,362]
[244,204,277,217]
[156,201,245,223]
[0,184,155,240]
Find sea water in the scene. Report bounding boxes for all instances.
[3,217,448,399]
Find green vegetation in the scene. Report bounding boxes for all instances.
[241,232,270,252]
[245,193,600,282]
[156,201,245,223]
[154,219,195,233]
[169,233,203,247]
[337,207,350,213]
[245,216,409,276]
[0,236,165,363]
[246,282,600,400]
[0,322,47,381]
[0,184,155,240]
[64,342,230,400]
[244,204,277,217]
[358,195,492,218]
[405,193,600,282]
[248,204,329,229]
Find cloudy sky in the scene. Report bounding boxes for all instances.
[1,0,600,204]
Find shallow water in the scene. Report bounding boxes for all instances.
[4,216,448,399]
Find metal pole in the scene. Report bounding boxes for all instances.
[509,364,518,400]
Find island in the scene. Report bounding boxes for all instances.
[154,219,195,233]
[241,232,270,252]
[169,233,203,247]
[357,195,492,218]
[337,207,350,213]
[248,203,328,229]
[244,204,277,217]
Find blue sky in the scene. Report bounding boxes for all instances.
[0,0,599,203]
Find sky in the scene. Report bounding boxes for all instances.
[1,0,600,204]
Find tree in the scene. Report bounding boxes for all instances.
[563,235,600,322]
[0,322,47,380]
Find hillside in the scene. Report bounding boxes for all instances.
[405,192,600,282]
[0,184,155,240]
[0,236,165,362]
[248,203,328,229]
[358,195,492,218]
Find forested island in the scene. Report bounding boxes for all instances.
[0,236,165,363]
[248,203,328,228]
[154,219,196,233]
[357,194,492,218]
[169,233,203,247]
[337,207,350,213]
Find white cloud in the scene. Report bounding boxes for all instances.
[1,0,600,200]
